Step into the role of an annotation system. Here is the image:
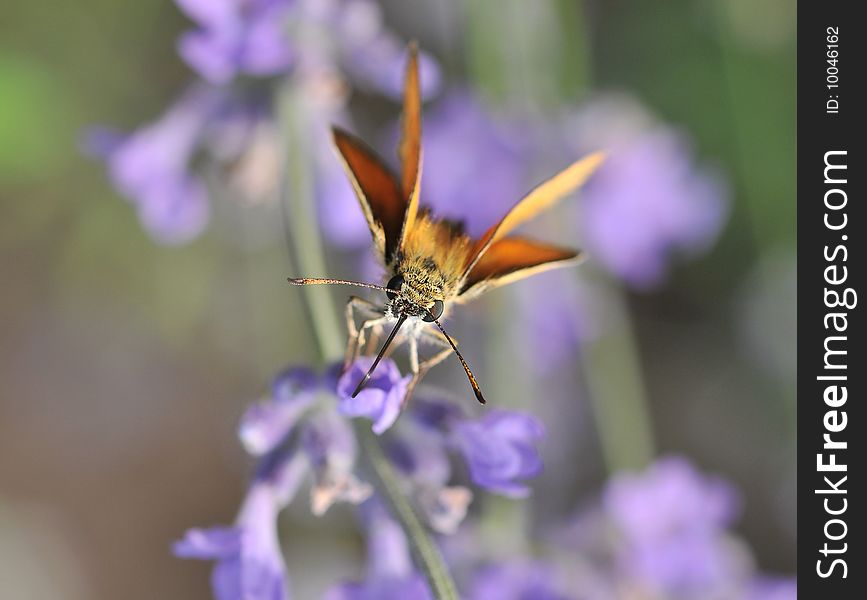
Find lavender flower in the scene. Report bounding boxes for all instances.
[176,0,294,83]
[174,448,307,600]
[87,86,222,244]
[451,409,545,498]
[300,408,373,515]
[385,425,472,534]
[603,456,742,592]
[747,576,798,600]
[419,92,528,237]
[92,1,440,245]
[569,97,728,289]
[513,270,599,373]
[336,357,411,435]
[239,367,319,456]
[467,560,571,600]
[325,504,432,600]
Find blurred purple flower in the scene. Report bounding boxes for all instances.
[175,0,294,83]
[174,446,308,600]
[468,560,571,600]
[300,409,372,515]
[337,357,411,434]
[386,425,472,533]
[579,126,728,289]
[87,86,222,244]
[747,576,797,600]
[325,504,432,600]
[451,410,544,497]
[420,92,528,237]
[602,456,745,594]
[239,367,319,456]
[514,270,599,372]
[604,456,739,543]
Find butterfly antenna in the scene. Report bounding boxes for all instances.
[427,314,486,404]
[287,277,392,294]
[351,314,408,398]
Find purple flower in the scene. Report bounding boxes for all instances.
[174,465,302,600]
[451,410,545,497]
[175,0,294,83]
[747,576,797,600]
[604,456,739,542]
[300,409,372,515]
[578,121,728,289]
[386,425,472,533]
[325,505,432,600]
[602,456,743,593]
[336,357,411,434]
[420,93,529,237]
[89,86,221,244]
[467,561,571,600]
[514,270,599,372]
[239,367,319,456]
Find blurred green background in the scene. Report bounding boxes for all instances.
[1,1,794,598]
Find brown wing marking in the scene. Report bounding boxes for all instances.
[332,127,405,262]
[457,236,583,301]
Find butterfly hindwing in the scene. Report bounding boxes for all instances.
[457,236,582,301]
[462,152,605,277]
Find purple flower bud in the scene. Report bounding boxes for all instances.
[174,483,289,600]
[239,367,319,456]
[452,410,545,497]
[336,358,411,435]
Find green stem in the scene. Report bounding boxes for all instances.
[277,86,343,362]
[276,82,459,600]
[356,422,460,600]
[582,282,655,471]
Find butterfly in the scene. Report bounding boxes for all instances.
[289,43,604,405]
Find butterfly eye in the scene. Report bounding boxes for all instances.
[386,275,404,299]
[423,299,444,322]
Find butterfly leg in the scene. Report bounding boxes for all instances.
[344,296,386,367]
[402,331,454,407]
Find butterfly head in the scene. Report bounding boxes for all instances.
[385,273,445,323]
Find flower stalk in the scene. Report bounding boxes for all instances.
[277,83,459,600]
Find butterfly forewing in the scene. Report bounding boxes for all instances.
[332,127,406,263]
[397,42,422,242]
[462,151,606,277]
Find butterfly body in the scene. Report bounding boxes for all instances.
[289,43,604,405]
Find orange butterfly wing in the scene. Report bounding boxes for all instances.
[462,152,605,277]
[331,44,423,264]
[397,42,422,240]
[457,237,582,300]
[332,128,405,262]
